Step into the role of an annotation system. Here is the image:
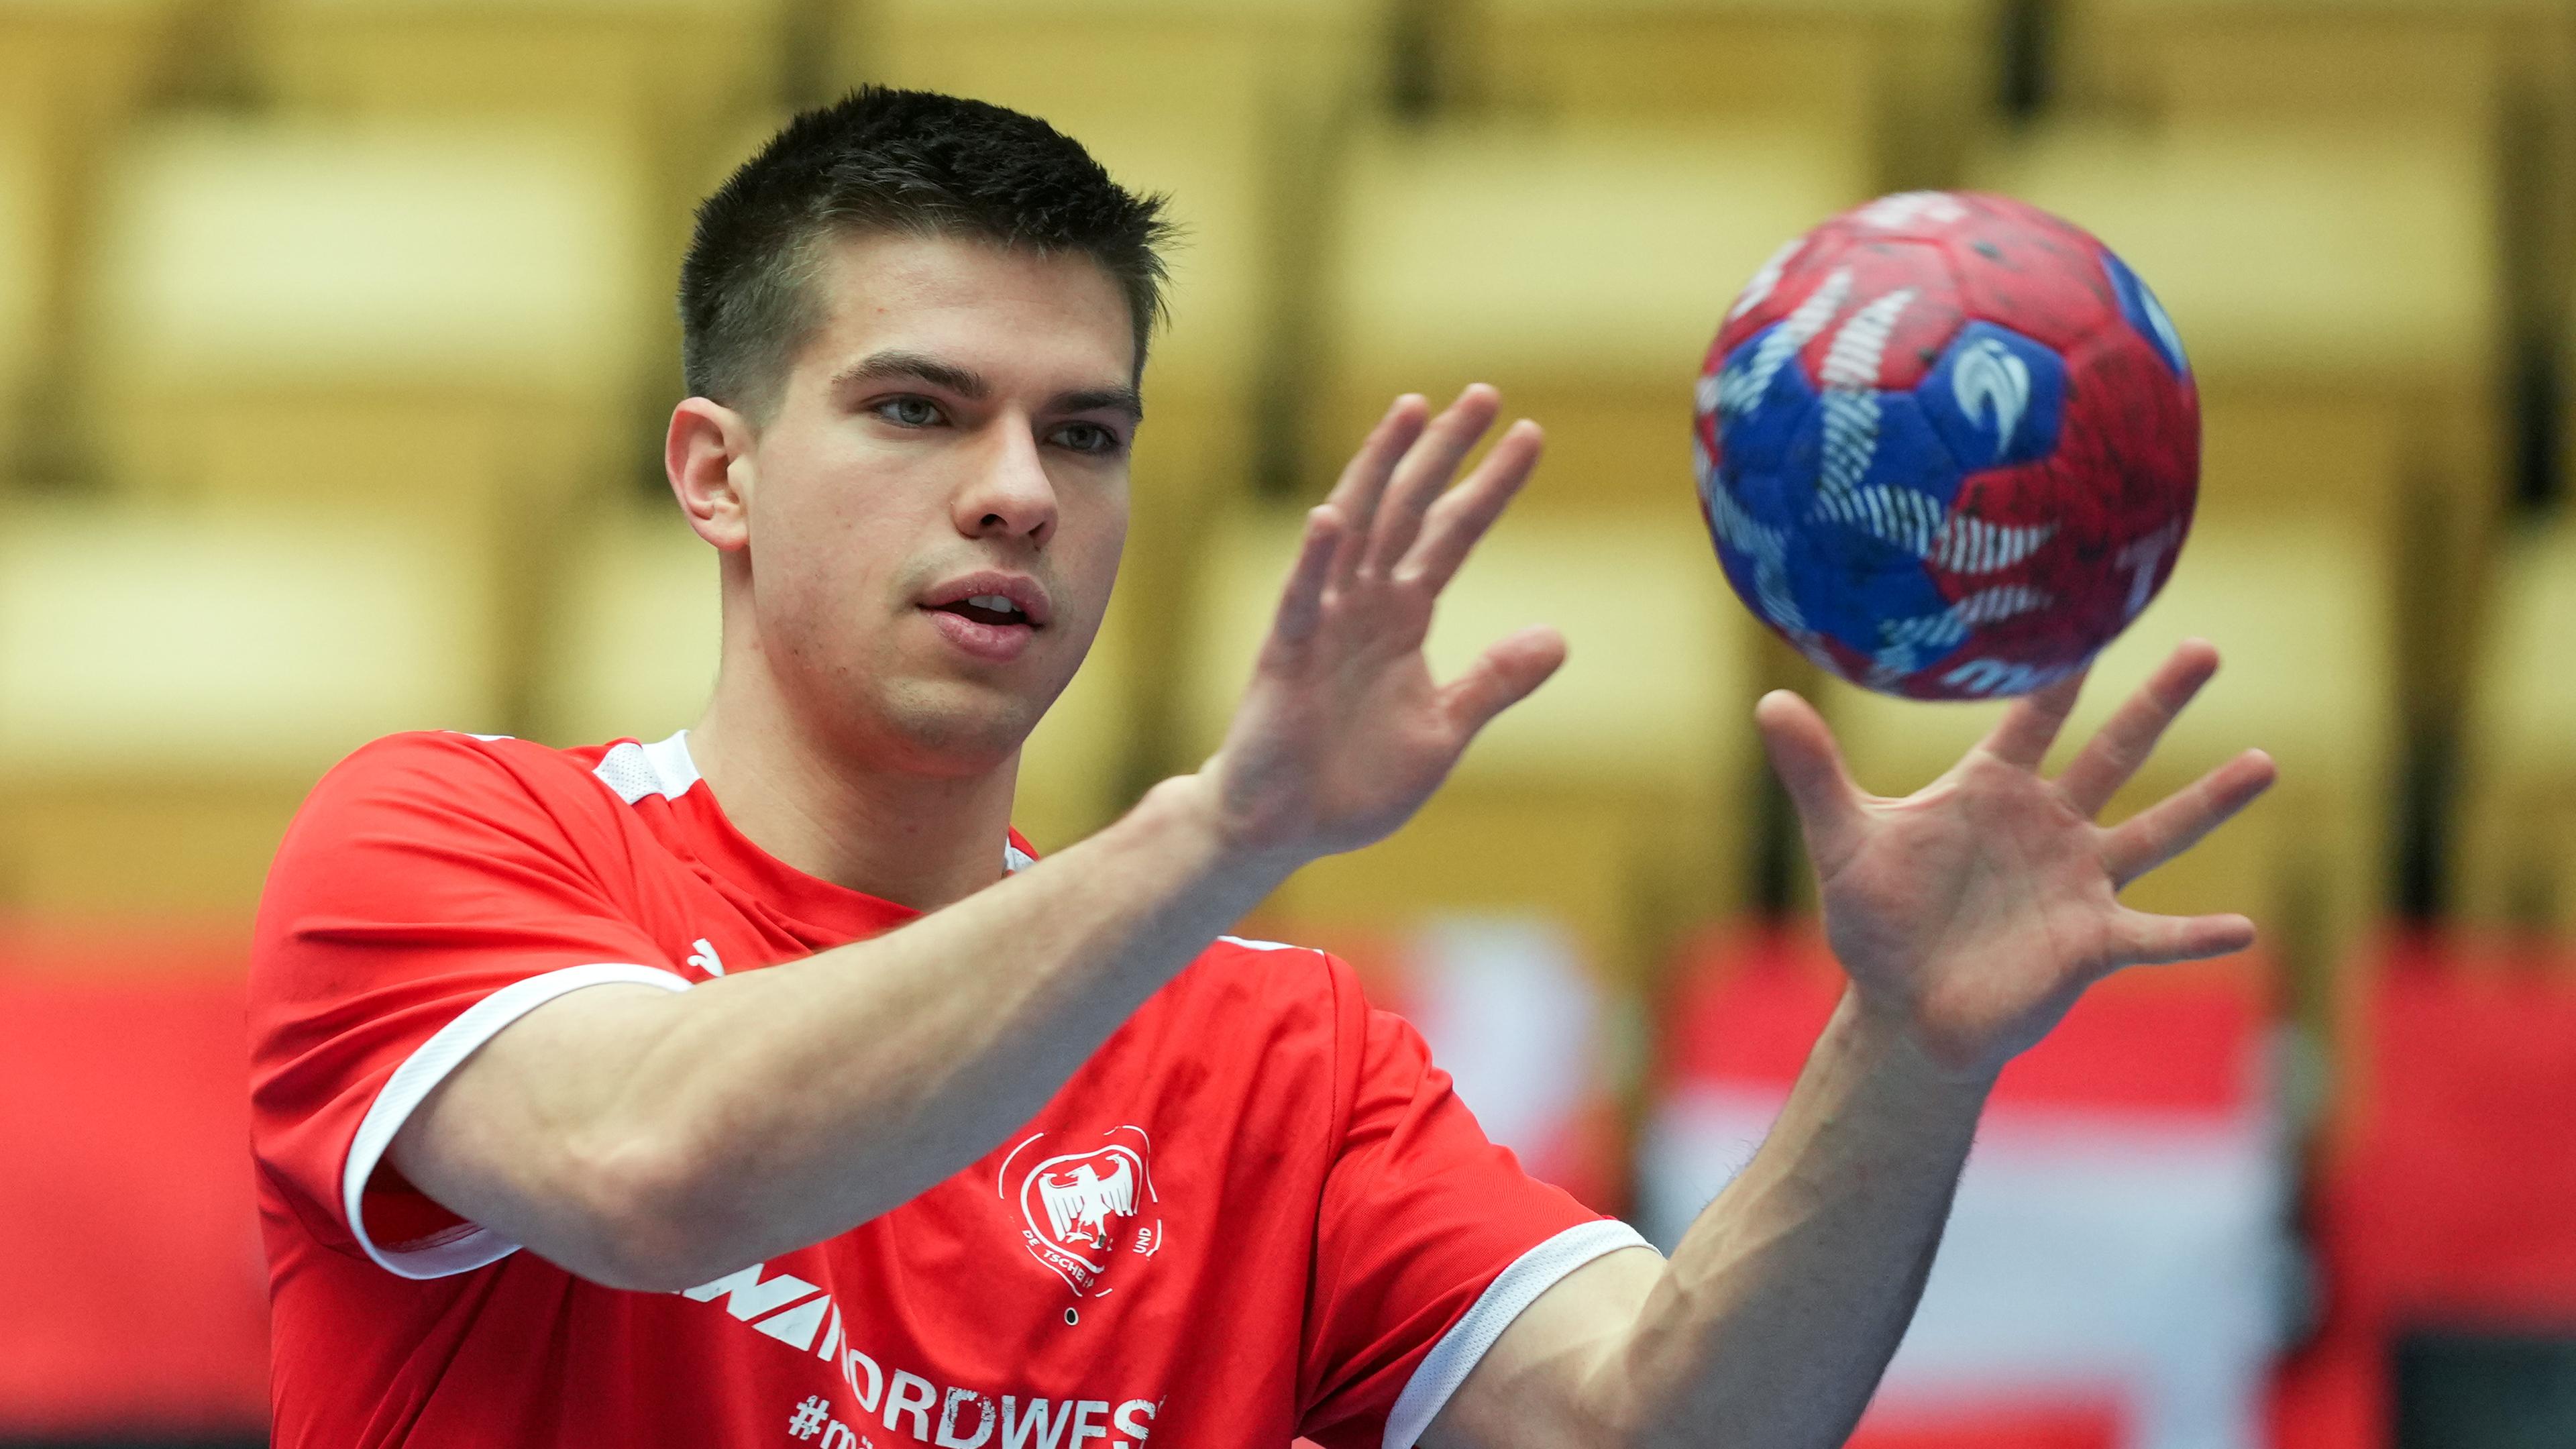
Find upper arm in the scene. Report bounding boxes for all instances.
[247,735,688,1283]
[1419,1244,1664,1449]
[383,977,693,1287]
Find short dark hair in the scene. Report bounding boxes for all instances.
[679,87,1177,422]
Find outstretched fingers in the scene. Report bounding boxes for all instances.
[1263,505,1346,655]
[1754,690,1868,873]
[1324,394,1428,586]
[1361,385,1501,578]
[1395,419,1544,593]
[2099,748,2278,887]
[2057,640,2220,818]
[2105,906,2258,970]
[1975,668,2087,771]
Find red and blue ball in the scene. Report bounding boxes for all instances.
[1695,191,2200,700]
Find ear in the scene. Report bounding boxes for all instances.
[667,396,756,551]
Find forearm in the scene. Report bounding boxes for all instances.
[1436,653,2266,1448]
[614,775,1281,1269]
[1609,991,1988,1449]
[403,773,1297,1288]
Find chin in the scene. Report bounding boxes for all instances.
[861,684,1045,777]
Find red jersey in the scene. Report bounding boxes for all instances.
[248,731,1640,1449]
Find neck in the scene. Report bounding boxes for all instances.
[686,667,1020,914]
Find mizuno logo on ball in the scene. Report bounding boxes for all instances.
[1952,338,2031,460]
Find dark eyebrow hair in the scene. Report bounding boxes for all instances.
[829,349,988,398]
[1059,385,1145,425]
[830,348,1144,425]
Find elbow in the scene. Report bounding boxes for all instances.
[1578,1339,1681,1449]
[557,1129,748,1294]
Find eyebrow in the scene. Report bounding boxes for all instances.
[830,349,987,398]
[1057,385,1146,425]
[829,348,1144,425]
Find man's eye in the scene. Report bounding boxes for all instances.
[1054,423,1121,455]
[876,397,942,427]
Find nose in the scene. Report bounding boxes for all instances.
[953,419,1058,548]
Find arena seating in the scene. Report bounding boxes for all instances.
[0,0,192,482]
[1310,118,1870,523]
[1182,504,1757,986]
[241,0,783,252]
[2274,938,2576,1448]
[1816,519,2398,1024]
[528,502,723,751]
[0,504,500,914]
[2056,0,2575,345]
[0,1,186,159]
[87,118,648,504]
[1972,118,2506,734]
[85,118,649,727]
[1440,0,2001,191]
[2059,0,2571,122]
[2453,520,2576,934]
[1253,109,1874,983]
[0,124,39,480]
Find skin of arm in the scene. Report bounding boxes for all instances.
[1423,1001,1987,1449]
[388,320,2271,1449]
[391,774,1286,1292]
[1428,645,2279,1449]
[389,386,1563,1291]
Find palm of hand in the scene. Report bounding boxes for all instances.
[1204,388,1564,863]
[1764,648,2276,1081]
[1219,623,1452,855]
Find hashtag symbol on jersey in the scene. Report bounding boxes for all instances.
[789,1395,831,1440]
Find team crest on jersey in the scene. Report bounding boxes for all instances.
[999,1125,1163,1297]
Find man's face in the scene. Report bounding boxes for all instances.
[733,231,1137,775]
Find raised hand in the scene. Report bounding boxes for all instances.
[1758,641,2277,1079]
[1198,385,1565,866]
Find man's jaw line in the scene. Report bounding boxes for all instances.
[689,667,1034,906]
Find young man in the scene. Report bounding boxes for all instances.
[248,88,2275,1448]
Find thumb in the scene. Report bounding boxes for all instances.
[1442,625,1568,738]
[1754,690,1866,871]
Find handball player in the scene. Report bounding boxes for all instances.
[247,89,2277,1448]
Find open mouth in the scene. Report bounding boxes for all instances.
[932,593,1033,628]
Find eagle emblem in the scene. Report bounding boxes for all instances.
[1000,1127,1163,1297]
[1037,1155,1136,1249]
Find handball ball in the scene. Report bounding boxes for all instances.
[1693,191,2198,700]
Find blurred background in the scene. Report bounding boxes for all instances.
[3,0,2574,1446]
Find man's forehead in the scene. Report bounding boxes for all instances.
[806,230,1135,377]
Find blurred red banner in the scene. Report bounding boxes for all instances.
[0,922,270,1438]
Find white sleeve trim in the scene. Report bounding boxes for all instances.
[1383,1218,1656,1449]
[341,961,695,1280]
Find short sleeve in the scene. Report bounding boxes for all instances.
[247,733,691,1280]
[1296,972,1650,1449]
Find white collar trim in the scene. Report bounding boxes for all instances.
[594,730,1034,873]
[591,730,702,804]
